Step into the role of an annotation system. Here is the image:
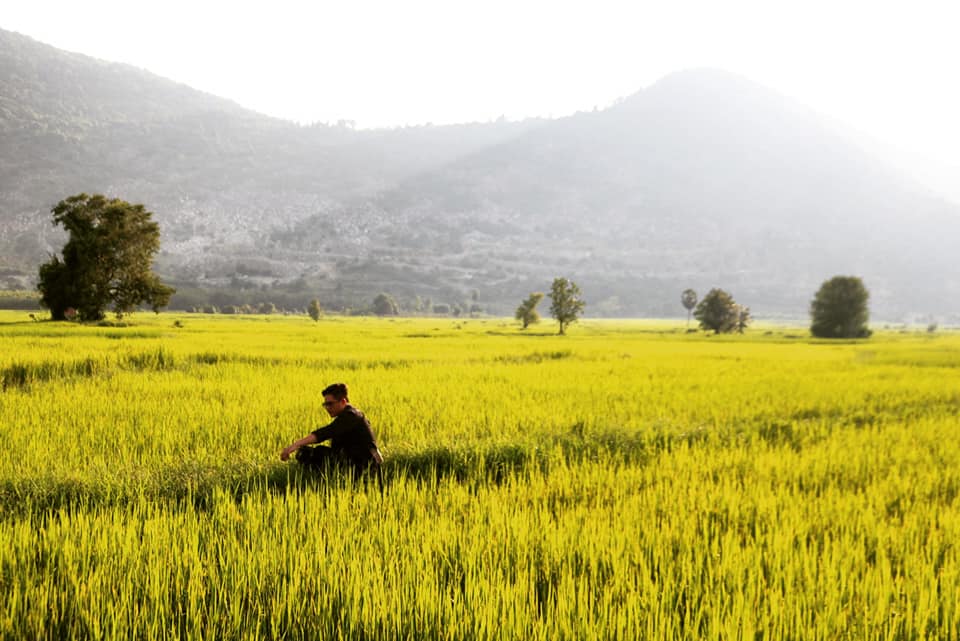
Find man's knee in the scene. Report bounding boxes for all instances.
[296,445,337,468]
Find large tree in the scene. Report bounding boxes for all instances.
[810,276,871,338]
[549,277,586,335]
[515,292,544,329]
[694,288,747,334]
[38,194,174,320]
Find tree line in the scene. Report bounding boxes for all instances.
[676,277,870,338]
[34,193,874,339]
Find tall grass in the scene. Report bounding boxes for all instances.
[0,311,958,639]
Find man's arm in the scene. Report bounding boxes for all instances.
[280,433,319,461]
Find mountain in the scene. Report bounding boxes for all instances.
[282,68,960,318]
[2,27,958,320]
[0,28,543,291]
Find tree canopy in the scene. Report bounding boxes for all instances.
[372,292,399,316]
[694,288,750,334]
[38,194,174,320]
[549,278,585,335]
[515,292,544,329]
[810,276,871,338]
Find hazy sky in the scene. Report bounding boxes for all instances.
[4,0,959,198]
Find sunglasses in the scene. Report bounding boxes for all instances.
[322,400,340,407]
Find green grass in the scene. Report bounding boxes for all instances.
[0,311,958,639]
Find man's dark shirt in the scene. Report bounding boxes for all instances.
[311,405,378,469]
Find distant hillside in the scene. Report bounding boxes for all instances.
[0,28,543,287]
[281,69,960,318]
[2,27,959,320]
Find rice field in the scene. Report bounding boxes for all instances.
[1,310,958,640]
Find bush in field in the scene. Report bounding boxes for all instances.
[433,304,450,315]
[373,293,399,316]
[308,299,322,321]
[515,292,544,329]
[37,193,175,320]
[258,302,276,315]
[694,288,750,334]
[549,278,585,335]
[810,276,871,338]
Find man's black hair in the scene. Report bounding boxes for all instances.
[322,382,348,401]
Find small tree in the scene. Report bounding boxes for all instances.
[307,298,322,321]
[515,292,544,329]
[258,302,276,315]
[37,193,174,320]
[734,305,752,334]
[372,292,399,316]
[694,288,741,334]
[681,289,698,328]
[810,276,871,338]
[549,277,586,335]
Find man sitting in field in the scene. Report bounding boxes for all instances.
[280,383,383,481]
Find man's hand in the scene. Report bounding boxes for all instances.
[280,434,318,461]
